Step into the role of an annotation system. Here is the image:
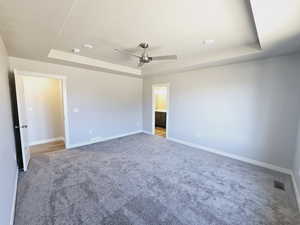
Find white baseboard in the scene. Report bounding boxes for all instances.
[291,173,300,211]
[142,131,300,211]
[142,130,153,135]
[141,131,300,210]
[165,137,292,175]
[142,131,292,175]
[67,130,143,149]
[10,169,18,225]
[29,137,65,146]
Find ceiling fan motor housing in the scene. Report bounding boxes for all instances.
[139,43,149,49]
[139,42,151,63]
[140,56,152,63]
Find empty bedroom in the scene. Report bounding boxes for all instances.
[1,0,300,225]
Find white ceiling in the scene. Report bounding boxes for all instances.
[0,0,300,76]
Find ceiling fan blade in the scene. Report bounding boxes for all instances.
[126,45,161,53]
[151,55,178,61]
[114,49,140,58]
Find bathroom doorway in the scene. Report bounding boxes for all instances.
[152,84,169,138]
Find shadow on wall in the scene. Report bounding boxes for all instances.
[265,33,300,56]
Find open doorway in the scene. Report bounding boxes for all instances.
[22,75,65,154]
[152,84,169,138]
[12,70,69,170]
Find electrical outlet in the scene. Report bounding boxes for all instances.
[73,107,79,113]
[89,129,94,135]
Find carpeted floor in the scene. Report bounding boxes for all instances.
[14,133,300,225]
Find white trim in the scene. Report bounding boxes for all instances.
[143,130,293,175]
[48,49,141,76]
[29,137,65,146]
[15,70,67,80]
[291,173,300,211]
[67,130,143,149]
[14,70,71,149]
[144,131,300,211]
[166,136,292,175]
[152,83,170,138]
[61,74,70,148]
[10,169,18,225]
[142,130,153,135]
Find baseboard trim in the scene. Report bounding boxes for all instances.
[166,137,292,175]
[68,131,143,149]
[142,130,153,135]
[143,131,299,210]
[291,173,300,211]
[10,169,18,225]
[29,137,65,146]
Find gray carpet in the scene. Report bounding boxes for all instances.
[14,133,300,225]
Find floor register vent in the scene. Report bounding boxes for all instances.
[274,180,285,191]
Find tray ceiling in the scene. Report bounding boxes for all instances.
[1,0,300,76]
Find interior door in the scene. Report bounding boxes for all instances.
[14,74,30,171]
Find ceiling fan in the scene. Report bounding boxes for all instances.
[115,43,177,67]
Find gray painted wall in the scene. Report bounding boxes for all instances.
[294,119,300,200]
[143,54,300,169]
[9,57,143,147]
[0,37,17,225]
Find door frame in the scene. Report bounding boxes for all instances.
[152,83,170,138]
[14,69,71,148]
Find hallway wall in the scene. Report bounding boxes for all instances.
[22,76,64,145]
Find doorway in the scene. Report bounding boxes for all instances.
[12,70,69,171]
[152,84,169,138]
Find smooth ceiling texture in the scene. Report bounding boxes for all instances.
[53,0,258,71]
[0,0,300,76]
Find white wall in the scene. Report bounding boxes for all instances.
[22,76,64,145]
[154,87,167,111]
[143,53,300,169]
[9,57,143,147]
[0,37,17,225]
